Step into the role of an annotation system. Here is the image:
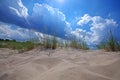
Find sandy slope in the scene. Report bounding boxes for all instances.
[0,48,120,80]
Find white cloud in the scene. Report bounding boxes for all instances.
[75,14,118,45]
[32,3,66,22]
[18,0,28,17]
[0,22,66,43]
[9,6,22,17]
[71,28,86,38]
[66,22,70,27]
[77,14,91,26]
[28,3,70,37]
[0,22,42,41]
[9,0,28,18]
[90,16,117,44]
[0,0,70,38]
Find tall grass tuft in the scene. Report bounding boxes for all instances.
[97,30,120,51]
[43,32,58,50]
[52,32,57,49]
[65,35,89,50]
[44,35,51,49]
[106,30,116,51]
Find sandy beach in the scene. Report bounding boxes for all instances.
[0,48,120,80]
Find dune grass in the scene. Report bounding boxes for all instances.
[64,36,89,50]
[0,28,89,52]
[43,33,58,49]
[97,30,120,51]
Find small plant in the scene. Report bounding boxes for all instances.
[52,32,57,49]
[106,30,116,51]
[70,36,79,49]
[44,35,51,49]
[97,29,120,51]
[65,35,89,50]
[42,27,58,50]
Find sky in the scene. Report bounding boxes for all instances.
[0,0,120,46]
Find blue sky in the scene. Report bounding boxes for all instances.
[0,0,120,45]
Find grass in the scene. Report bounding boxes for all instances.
[64,35,89,50]
[70,38,89,50]
[0,39,36,52]
[97,30,120,51]
[0,28,89,52]
[43,32,58,49]
[52,33,57,49]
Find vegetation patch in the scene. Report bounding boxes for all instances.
[0,39,36,52]
[97,30,120,51]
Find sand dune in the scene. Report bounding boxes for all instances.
[0,48,120,80]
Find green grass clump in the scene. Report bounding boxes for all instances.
[43,33,58,49]
[65,36,89,50]
[44,36,51,49]
[97,30,120,51]
[52,33,57,49]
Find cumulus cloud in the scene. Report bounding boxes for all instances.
[0,0,29,28]
[9,6,22,17]
[71,28,86,38]
[0,0,28,18]
[91,18,117,43]
[1,0,119,46]
[77,14,91,26]
[75,14,118,45]
[8,0,28,18]
[0,0,70,38]
[0,22,43,41]
[28,3,69,37]
[0,22,66,44]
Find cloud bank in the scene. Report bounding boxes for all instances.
[28,3,69,37]
[0,0,119,47]
[72,14,119,45]
[0,0,29,27]
[0,22,43,41]
[0,0,69,38]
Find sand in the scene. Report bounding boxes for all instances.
[0,48,120,80]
